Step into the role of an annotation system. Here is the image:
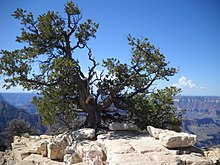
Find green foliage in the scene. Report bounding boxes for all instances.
[2,119,37,140]
[128,87,182,132]
[32,83,77,127]
[32,57,80,127]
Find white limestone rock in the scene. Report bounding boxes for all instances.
[73,140,106,165]
[29,135,41,141]
[11,141,30,162]
[104,139,135,154]
[147,126,197,148]
[72,128,95,140]
[179,154,214,165]
[27,135,53,157]
[29,140,48,156]
[64,152,82,165]
[205,147,220,164]
[83,143,104,164]
[128,136,166,154]
[97,134,110,144]
[64,144,82,165]
[11,128,215,165]
[13,136,21,143]
[47,135,68,160]
[47,142,59,160]
[107,153,172,165]
[19,154,66,165]
[65,145,75,155]
[147,125,168,139]
[40,134,53,140]
[109,122,138,131]
[159,131,197,148]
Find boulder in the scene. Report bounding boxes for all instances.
[147,126,197,148]
[64,144,82,165]
[47,133,68,160]
[11,143,30,163]
[27,135,52,157]
[29,140,48,156]
[83,143,104,164]
[47,138,68,160]
[159,131,197,148]
[72,128,95,140]
[10,128,215,165]
[64,152,82,165]
[97,134,108,144]
[100,130,213,165]
[12,137,32,162]
[76,141,105,164]
[48,142,61,160]
[38,141,48,157]
[147,126,167,139]
[109,122,138,131]
[205,147,220,164]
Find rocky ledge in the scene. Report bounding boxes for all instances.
[5,124,220,165]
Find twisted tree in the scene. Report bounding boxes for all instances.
[0,1,182,130]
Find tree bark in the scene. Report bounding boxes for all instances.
[78,89,96,128]
[95,108,102,128]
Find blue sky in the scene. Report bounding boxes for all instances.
[0,0,220,96]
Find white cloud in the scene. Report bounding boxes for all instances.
[173,76,196,89]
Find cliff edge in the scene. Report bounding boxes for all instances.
[2,124,220,165]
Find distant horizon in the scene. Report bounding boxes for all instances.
[0,92,219,97]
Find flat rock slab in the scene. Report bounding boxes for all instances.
[108,153,162,165]
[147,126,197,148]
[128,136,167,154]
[18,154,65,165]
[159,132,197,148]
[98,130,213,165]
